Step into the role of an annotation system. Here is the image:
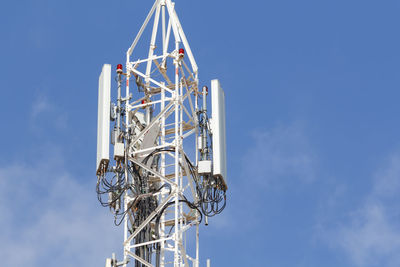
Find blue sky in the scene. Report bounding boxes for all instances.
[1,0,400,266]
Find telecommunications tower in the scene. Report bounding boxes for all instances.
[96,1,227,266]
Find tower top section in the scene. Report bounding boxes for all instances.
[127,0,198,75]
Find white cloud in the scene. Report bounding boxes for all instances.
[30,93,68,132]
[242,122,317,187]
[0,150,121,267]
[372,155,400,199]
[213,122,317,233]
[335,204,400,267]
[323,155,400,267]
[31,94,52,119]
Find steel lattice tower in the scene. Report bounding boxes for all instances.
[96,1,227,266]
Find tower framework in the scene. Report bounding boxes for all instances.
[96,1,227,266]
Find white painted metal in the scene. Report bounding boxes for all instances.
[105,258,112,267]
[97,1,226,266]
[198,160,212,174]
[97,64,111,175]
[114,142,125,159]
[124,1,200,266]
[211,79,227,187]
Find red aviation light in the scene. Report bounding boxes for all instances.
[116,64,123,74]
[179,48,185,56]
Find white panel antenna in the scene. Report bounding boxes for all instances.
[211,79,227,187]
[96,64,111,175]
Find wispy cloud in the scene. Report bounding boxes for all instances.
[29,93,68,132]
[321,155,400,267]
[213,122,317,232]
[31,94,52,119]
[243,122,317,187]
[0,149,121,267]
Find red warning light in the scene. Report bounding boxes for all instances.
[116,64,123,74]
[179,48,185,56]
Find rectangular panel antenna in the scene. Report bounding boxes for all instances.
[96,64,111,175]
[211,79,227,187]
